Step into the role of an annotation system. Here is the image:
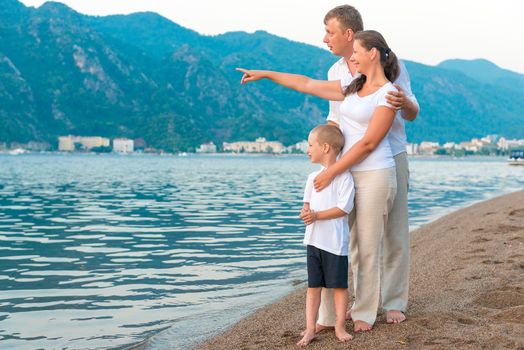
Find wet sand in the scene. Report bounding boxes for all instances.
[197,190,524,349]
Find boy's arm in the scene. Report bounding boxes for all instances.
[301,207,347,226]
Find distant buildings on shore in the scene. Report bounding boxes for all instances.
[407,135,524,156]
[58,136,110,152]
[194,138,308,154]
[1,134,522,156]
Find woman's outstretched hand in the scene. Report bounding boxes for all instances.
[314,168,334,192]
[235,68,265,84]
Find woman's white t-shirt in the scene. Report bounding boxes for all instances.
[338,81,397,172]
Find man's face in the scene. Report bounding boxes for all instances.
[323,18,352,57]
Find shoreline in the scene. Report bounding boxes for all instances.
[193,190,524,350]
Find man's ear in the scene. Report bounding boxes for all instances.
[346,28,354,42]
[323,143,331,153]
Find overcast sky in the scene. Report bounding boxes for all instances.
[19,0,524,73]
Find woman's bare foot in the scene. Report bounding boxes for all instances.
[334,326,353,342]
[353,320,372,332]
[345,309,352,320]
[386,310,406,324]
[296,330,316,347]
[299,324,328,336]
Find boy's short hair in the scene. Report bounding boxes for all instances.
[324,5,363,33]
[311,125,345,154]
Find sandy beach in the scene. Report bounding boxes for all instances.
[196,190,524,349]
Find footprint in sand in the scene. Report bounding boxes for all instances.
[495,224,524,234]
[475,290,524,309]
[509,208,524,217]
[493,305,524,324]
[456,317,476,325]
[470,237,492,244]
[482,259,504,265]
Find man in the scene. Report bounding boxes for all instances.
[316,4,419,333]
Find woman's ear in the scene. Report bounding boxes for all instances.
[370,47,378,60]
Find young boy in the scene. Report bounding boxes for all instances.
[298,125,355,347]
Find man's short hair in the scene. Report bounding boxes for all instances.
[324,5,364,33]
[311,125,345,154]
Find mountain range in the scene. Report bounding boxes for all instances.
[1,0,523,151]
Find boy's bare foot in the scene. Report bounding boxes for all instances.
[299,323,328,336]
[345,309,352,320]
[353,320,372,332]
[334,326,353,342]
[296,330,316,347]
[386,310,406,324]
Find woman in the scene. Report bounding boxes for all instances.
[237,30,399,332]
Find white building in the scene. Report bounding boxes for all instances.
[287,140,308,154]
[196,142,217,153]
[223,137,285,154]
[405,143,419,155]
[58,136,110,151]
[418,141,440,155]
[113,138,134,153]
[443,142,456,150]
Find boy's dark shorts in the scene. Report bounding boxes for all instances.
[307,245,348,289]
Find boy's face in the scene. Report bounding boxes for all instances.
[307,132,325,163]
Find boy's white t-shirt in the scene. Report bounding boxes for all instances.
[303,168,355,256]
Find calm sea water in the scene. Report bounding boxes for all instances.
[0,154,522,350]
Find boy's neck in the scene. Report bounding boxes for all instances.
[319,155,337,169]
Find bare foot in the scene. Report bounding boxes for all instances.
[335,326,353,342]
[299,323,328,336]
[296,330,316,347]
[353,320,372,332]
[386,310,406,324]
[345,309,352,320]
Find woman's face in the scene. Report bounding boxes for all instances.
[350,39,371,74]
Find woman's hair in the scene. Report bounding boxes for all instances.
[345,30,400,95]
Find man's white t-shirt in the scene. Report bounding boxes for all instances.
[303,168,355,256]
[339,82,397,172]
[326,58,419,156]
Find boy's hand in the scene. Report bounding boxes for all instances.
[301,203,310,216]
[236,68,264,84]
[300,209,317,225]
[314,169,334,192]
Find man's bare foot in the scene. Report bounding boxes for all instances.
[296,330,316,347]
[345,309,352,320]
[353,320,372,332]
[334,326,353,342]
[386,310,406,324]
[299,323,328,336]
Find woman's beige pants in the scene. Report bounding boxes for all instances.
[317,165,397,326]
